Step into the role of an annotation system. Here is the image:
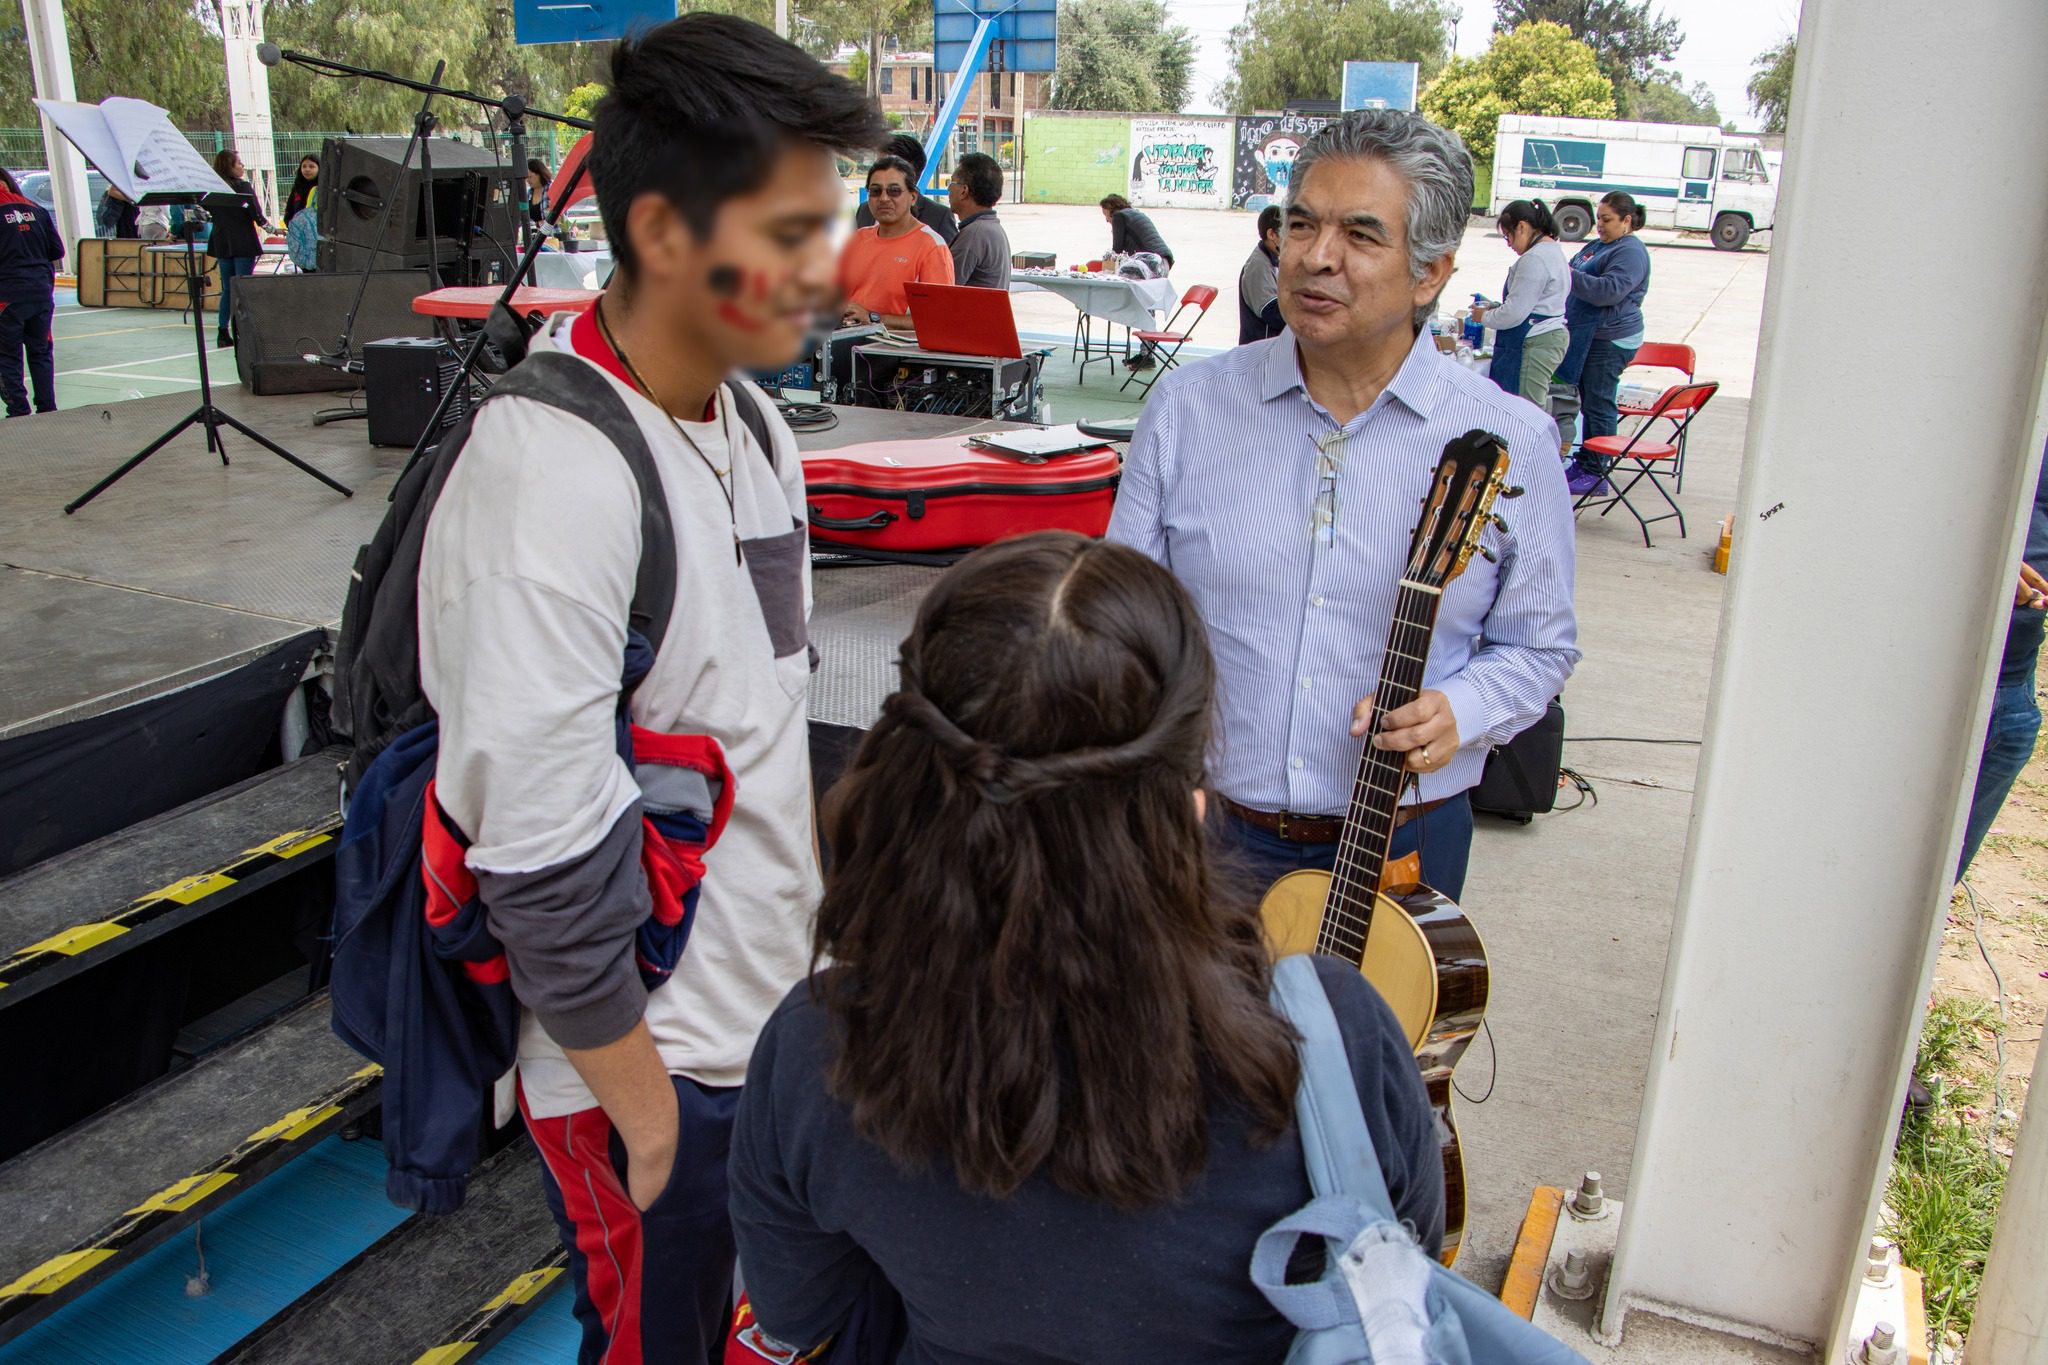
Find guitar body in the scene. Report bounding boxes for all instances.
[1260,869,1490,1266]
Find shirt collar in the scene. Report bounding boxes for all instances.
[569,303,719,422]
[957,208,997,228]
[1257,323,1449,421]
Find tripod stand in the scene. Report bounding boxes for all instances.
[66,205,353,513]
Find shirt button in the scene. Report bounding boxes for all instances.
[1300,677,1312,690]
[1311,595,1325,607]
[1290,757,1305,771]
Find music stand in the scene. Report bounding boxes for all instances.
[65,191,353,512]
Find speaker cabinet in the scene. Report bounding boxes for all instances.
[363,337,468,448]
[230,271,434,395]
[317,135,521,267]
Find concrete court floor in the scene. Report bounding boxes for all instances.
[11,223,1791,1357]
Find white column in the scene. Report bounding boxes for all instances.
[1969,1047,2048,1363]
[221,0,281,216]
[775,0,788,38]
[1596,0,2048,1354]
[20,0,92,254]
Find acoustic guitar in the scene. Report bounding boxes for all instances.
[1259,428,1511,1267]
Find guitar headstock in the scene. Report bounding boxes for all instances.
[1405,429,1512,590]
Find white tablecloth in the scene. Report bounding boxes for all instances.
[1011,272,1181,331]
[530,249,614,290]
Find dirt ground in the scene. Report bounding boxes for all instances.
[1938,676,2048,1137]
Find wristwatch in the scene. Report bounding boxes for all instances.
[868,311,881,324]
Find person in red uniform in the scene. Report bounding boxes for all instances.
[0,167,64,418]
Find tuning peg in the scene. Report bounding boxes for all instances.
[1490,514,1508,533]
[1502,485,1526,499]
[1478,544,1498,564]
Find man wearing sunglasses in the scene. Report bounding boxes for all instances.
[839,155,953,331]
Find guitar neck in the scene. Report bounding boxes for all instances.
[1316,580,1443,961]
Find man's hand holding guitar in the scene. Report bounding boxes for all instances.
[1354,691,1460,776]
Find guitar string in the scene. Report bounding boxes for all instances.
[1318,582,1438,957]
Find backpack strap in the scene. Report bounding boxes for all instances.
[487,351,677,660]
[1272,956,1399,1223]
[723,380,778,472]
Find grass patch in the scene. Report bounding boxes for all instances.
[1884,997,2008,1341]
[1978,832,2048,856]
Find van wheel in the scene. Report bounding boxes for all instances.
[1554,203,1592,241]
[1712,213,1751,251]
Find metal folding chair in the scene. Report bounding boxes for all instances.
[1120,285,1218,397]
[1575,381,1719,547]
[1618,342,1699,490]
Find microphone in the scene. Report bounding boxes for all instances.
[257,42,282,67]
[302,352,364,374]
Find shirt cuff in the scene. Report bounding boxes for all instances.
[1434,673,1499,754]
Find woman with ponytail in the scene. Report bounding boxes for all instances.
[729,531,1442,1364]
[1557,190,1652,497]
[1475,198,1569,407]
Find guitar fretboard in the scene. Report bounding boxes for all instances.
[1315,578,1443,963]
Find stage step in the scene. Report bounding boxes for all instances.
[221,1140,567,1365]
[0,993,380,1346]
[0,748,343,1160]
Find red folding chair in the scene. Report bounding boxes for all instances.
[1618,342,1698,490]
[1120,285,1218,396]
[1575,381,1718,547]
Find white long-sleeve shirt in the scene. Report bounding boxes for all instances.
[1485,239,1568,336]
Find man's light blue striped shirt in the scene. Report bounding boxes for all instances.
[1107,326,1581,815]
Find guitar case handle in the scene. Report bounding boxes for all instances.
[807,505,898,533]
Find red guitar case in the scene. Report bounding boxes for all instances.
[800,437,1121,552]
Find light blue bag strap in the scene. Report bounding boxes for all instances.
[1272,956,1399,1224]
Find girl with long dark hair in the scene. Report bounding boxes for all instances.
[204,148,268,349]
[729,532,1442,1363]
[1557,190,1651,496]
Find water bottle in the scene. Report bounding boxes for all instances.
[1462,293,1486,349]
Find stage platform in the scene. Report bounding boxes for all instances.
[1,384,1013,743]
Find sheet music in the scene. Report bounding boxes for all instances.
[34,97,234,201]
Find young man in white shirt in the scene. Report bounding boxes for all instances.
[415,17,883,1363]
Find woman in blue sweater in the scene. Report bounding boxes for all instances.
[1559,191,1651,496]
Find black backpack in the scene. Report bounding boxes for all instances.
[331,350,774,785]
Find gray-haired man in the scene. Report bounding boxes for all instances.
[1106,110,1579,900]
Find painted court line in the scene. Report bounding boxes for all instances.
[56,346,233,378]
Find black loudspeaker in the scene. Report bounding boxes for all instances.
[1470,698,1566,824]
[363,337,468,448]
[318,135,521,266]
[231,271,432,395]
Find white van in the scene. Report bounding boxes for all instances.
[1491,115,1777,251]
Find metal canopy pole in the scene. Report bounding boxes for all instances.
[1596,0,2048,1353]
[19,0,91,254]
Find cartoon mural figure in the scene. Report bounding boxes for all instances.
[1260,134,1303,197]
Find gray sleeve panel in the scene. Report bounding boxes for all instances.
[1240,250,1278,316]
[476,804,652,1050]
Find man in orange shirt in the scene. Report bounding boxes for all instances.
[839,156,952,330]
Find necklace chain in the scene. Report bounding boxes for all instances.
[594,299,741,551]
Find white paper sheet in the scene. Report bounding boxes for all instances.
[34,97,234,202]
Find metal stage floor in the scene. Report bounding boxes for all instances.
[0,386,1007,742]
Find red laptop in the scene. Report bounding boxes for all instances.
[904,282,1025,358]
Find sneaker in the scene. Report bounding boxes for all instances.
[1125,352,1157,372]
[1566,466,1606,498]
[216,330,235,350]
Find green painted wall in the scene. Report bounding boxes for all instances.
[1021,114,1132,205]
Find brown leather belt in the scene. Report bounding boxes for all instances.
[1222,795,1451,844]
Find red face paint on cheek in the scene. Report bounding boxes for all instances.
[717,300,766,331]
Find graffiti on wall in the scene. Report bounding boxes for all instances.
[1232,112,1335,210]
[1127,118,1230,210]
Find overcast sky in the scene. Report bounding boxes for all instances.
[1180,0,1803,132]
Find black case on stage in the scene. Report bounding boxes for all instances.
[363,337,467,448]
[1470,698,1565,824]
[232,271,433,395]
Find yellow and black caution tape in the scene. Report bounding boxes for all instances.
[0,1061,382,1337]
[411,1248,570,1364]
[0,815,342,1001]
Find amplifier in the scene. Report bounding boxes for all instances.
[363,337,467,448]
[848,344,1043,422]
[748,324,883,400]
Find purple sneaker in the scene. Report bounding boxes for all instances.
[1566,465,1606,498]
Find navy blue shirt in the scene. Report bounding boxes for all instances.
[729,957,1442,1364]
[1999,451,2048,688]
[0,188,62,304]
[1568,233,1650,341]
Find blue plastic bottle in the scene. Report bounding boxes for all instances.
[1462,293,1487,348]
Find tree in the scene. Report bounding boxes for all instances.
[0,0,228,128]
[1419,21,1613,165]
[1493,0,1679,94]
[1052,0,1196,113]
[562,82,605,123]
[1747,37,1794,135]
[1625,69,1718,126]
[1222,0,1452,114]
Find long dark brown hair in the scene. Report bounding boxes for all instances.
[814,532,1300,1210]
